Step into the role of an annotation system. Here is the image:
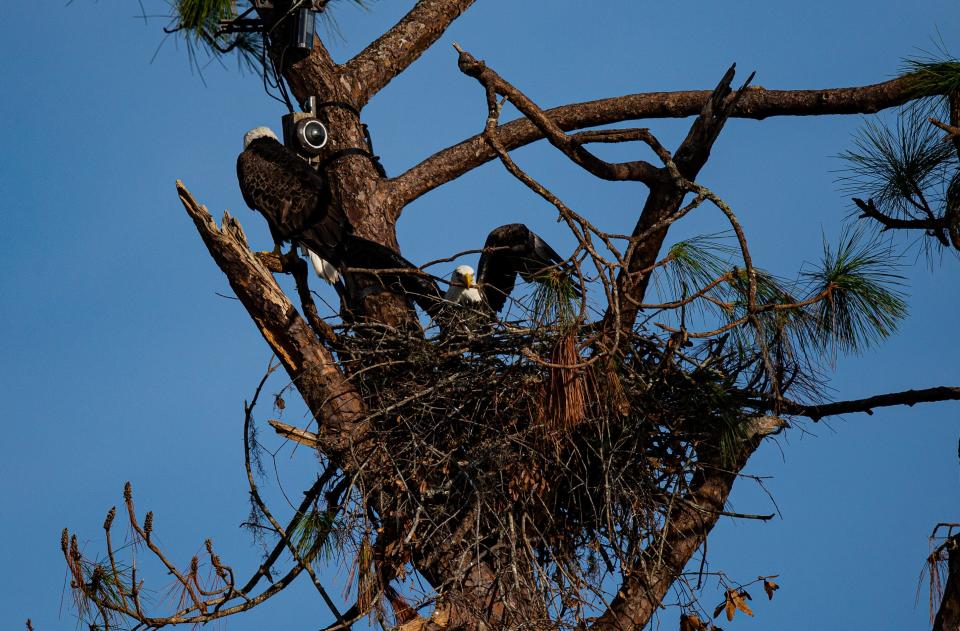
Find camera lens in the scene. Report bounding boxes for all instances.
[298,119,328,151]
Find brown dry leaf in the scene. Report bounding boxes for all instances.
[274,395,285,410]
[731,590,754,617]
[724,592,736,621]
[680,613,706,631]
[431,604,450,627]
[764,579,780,600]
[395,618,426,631]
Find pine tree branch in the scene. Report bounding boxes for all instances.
[341,0,477,107]
[588,415,783,631]
[853,197,946,232]
[606,65,753,334]
[453,45,662,185]
[777,386,960,421]
[386,75,923,211]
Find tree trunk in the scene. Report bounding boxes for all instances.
[935,535,960,631]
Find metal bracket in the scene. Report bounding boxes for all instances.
[218,1,322,45]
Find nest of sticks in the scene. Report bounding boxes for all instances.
[332,315,760,624]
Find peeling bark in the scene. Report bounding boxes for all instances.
[177,182,367,460]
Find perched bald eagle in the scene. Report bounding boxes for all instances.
[237,127,440,311]
[444,264,483,306]
[445,224,577,314]
[238,127,341,257]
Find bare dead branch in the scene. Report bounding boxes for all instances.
[176,180,367,460]
[776,386,960,421]
[241,377,344,623]
[387,75,925,211]
[454,45,662,185]
[270,418,322,447]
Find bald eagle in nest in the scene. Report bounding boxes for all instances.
[445,223,578,314]
[237,127,440,312]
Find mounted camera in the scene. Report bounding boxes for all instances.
[232,1,318,50]
[281,96,328,158]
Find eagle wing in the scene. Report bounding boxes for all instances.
[476,223,574,313]
[237,137,346,258]
[237,137,443,314]
[341,236,444,316]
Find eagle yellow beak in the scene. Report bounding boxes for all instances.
[465,272,474,288]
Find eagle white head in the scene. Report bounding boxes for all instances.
[445,264,483,305]
[243,126,279,149]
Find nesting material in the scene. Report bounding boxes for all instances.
[543,332,588,431]
[326,317,757,627]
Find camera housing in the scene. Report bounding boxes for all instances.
[282,96,328,159]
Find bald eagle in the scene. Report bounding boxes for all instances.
[445,224,577,314]
[237,127,440,312]
[238,127,340,257]
[444,264,483,306]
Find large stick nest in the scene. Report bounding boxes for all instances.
[333,318,758,623]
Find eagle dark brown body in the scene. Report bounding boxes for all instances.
[237,134,444,312]
[237,135,344,257]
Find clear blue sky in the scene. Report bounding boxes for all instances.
[2,1,959,629]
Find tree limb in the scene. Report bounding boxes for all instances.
[454,45,661,185]
[853,197,946,232]
[606,65,753,334]
[342,0,477,108]
[175,181,367,460]
[933,533,960,631]
[778,386,960,421]
[386,75,924,211]
[588,415,783,631]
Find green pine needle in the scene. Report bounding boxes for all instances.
[900,57,960,98]
[666,234,735,290]
[175,0,234,34]
[804,229,908,355]
[655,233,737,321]
[170,0,373,71]
[724,267,818,387]
[839,108,955,218]
[530,272,580,327]
[292,509,338,566]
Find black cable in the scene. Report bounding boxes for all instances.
[317,148,386,178]
[311,102,387,177]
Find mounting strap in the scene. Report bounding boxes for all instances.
[311,101,386,177]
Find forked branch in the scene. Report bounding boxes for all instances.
[388,75,927,211]
[454,45,662,184]
[589,415,784,631]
